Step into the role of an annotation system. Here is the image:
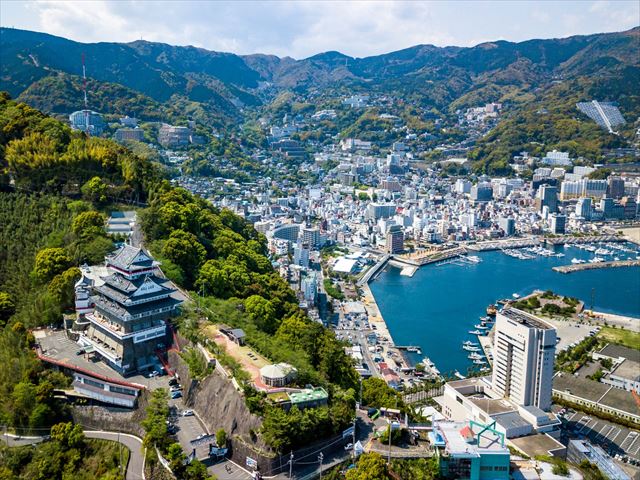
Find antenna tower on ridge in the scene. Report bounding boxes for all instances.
[82,53,90,136]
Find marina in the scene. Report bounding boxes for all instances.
[370,243,640,375]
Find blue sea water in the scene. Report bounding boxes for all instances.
[369,245,640,376]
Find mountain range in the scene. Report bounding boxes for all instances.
[1,26,638,123]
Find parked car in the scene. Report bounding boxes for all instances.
[181,410,194,417]
[169,378,179,386]
[170,391,182,399]
[344,443,353,451]
[148,371,160,378]
[75,349,85,355]
[170,385,182,392]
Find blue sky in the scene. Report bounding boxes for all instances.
[1,1,638,58]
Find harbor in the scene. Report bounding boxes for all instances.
[369,243,640,375]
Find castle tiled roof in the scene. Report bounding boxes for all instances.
[107,244,154,272]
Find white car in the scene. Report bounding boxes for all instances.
[344,443,353,451]
[181,410,194,417]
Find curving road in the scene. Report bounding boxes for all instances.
[85,431,146,480]
[1,429,146,480]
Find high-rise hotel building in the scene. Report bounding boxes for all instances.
[491,308,557,411]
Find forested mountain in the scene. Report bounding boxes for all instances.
[2,26,638,122]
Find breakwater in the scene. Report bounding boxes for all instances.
[553,259,640,274]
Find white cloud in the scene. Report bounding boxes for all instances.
[2,0,638,58]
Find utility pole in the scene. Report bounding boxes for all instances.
[352,417,357,460]
[387,419,392,464]
[118,431,123,478]
[289,451,294,478]
[318,452,323,480]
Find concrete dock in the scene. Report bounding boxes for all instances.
[553,259,640,273]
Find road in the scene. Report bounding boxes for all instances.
[1,429,146,480]
[85,430,146,480]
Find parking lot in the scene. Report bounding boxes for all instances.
[559,408,640,467]
[35,329,169,389]
[168,398,211,458]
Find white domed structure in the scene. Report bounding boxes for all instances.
[260,363,297,387]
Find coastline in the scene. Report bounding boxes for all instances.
[360,281,395,348]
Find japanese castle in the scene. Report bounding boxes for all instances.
[75,244,183,376]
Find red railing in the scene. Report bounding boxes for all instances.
[36,349,146,390]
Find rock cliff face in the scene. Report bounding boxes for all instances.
[169,350,273,463]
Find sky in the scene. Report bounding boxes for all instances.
[1,1,638,59]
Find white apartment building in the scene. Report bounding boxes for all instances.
[491,308,557,411]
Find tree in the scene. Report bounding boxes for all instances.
[244,295,277,333]
[0,292,15,325]
[362,378,403,410]
[81,176,108,204]
[141,389,170,449]
[552,459,570,476]
[215,428,227,447]
[50,422,85,449]
[33,248,70,282]
[72,211,105,238]
[47,267,81,310]
[161,229,206,285]
[11,381,37,427]
[390,457,439,479]
[345,453,390,480]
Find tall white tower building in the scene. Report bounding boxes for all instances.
[491,308,557,411]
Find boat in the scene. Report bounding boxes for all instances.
[475,324,489,329]
[512,293,521,299]
[468,352,483,360]
[479,316,490,322]
[468,329,483,335]
[463,340,478,346]
[571,258,581,264]
[486,305,497,316]
[463,345,481,352]
[473,359,487,365]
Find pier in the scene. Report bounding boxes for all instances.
[393,246,467,266]
[544,234,625,245]
[357,254,390,286]
[467,238,540,251]
[553,259,640,274]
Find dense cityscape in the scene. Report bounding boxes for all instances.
[0,5,639,480]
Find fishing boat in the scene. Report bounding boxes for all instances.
[463,340,478,346]
[468,352,483,360]
[473,359,487,365]
[512,293,521,299]
[463,345,481,351]
[468,329,483,335]
[474,324,489,329]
